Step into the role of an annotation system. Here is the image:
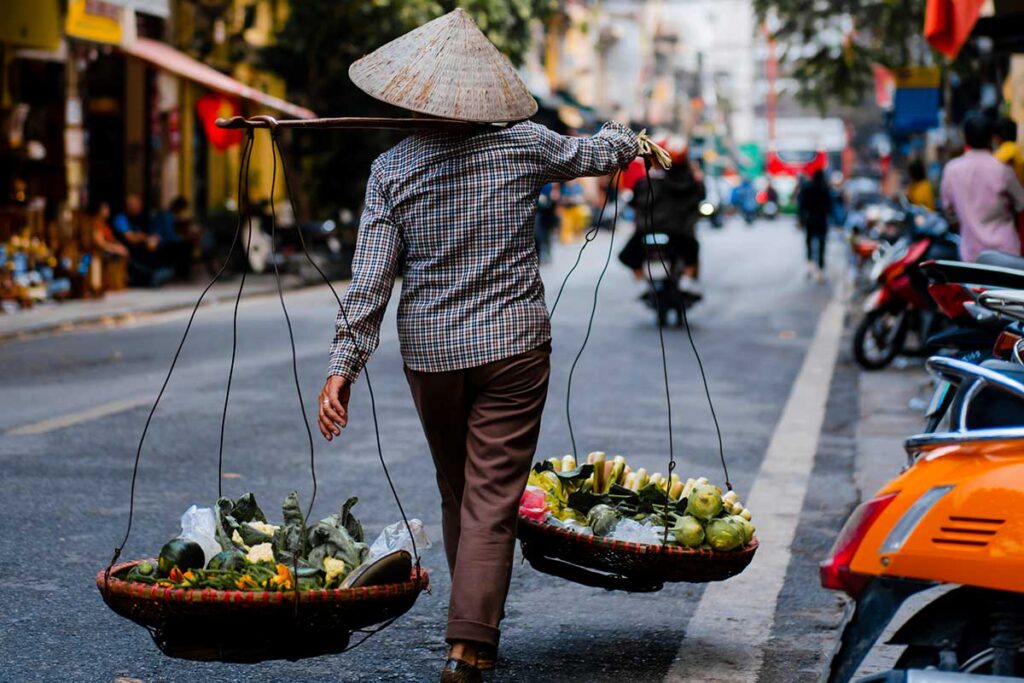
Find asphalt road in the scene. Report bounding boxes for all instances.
[0,216,853,683]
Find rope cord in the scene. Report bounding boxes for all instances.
[217,135,257,497]
[635,165,676,546]
[270,131,419,568]
[264,131,320,525]
[106,131,254,579]
[642,165,731,491]
[548,174,619,319]
[563,171,621,458]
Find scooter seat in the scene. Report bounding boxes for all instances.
[965,359,1024,429]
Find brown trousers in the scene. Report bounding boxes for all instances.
[404,342,551,647]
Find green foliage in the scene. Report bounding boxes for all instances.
[261,0,555,214]
[753,0,931,112]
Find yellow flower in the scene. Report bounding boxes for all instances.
[323,557,347,586]
[269,563,293,590]
[235,575,259,590]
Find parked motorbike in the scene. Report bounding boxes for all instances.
[853,206,959,370]
[822,357,1024,682]
[917,259,1024,432]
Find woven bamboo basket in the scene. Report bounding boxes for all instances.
[517,516,757,592]
[97,559,430,662]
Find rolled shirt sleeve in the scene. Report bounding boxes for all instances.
[536,121,638,182]
[327,166,402,382]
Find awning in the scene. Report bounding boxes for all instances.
[124,38,315,120]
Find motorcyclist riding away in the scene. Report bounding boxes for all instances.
[619,136,705,298]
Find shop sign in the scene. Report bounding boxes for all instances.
[101,0,169,18]
[0,0,62,50]
[65,0,135,47]
[892,66,941,134]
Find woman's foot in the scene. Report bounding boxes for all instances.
[440,657,483,683]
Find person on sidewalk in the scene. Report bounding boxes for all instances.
[314,10,657,683]
[941,112,1024,262]
[797,169,833,282]
[113,194,172,287]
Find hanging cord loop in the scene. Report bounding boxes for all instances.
[562,171,621,458]
[217,133,257,497]
[269,129,420,570]
[548,172,621,319]
[105,131,256,585]
[640,162,731,492]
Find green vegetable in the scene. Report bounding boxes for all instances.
[157,538,204,577]
[206,549,246,571]
[705,517,744,551]
[274,490,308,565]
[136,561,154,576]
[729,515,755,545]
[587,504,619,537]
[686,484,724,520]
[671,515,705,548]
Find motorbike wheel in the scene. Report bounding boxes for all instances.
[853,309,909,370]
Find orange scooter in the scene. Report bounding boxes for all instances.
[822,356,1024,682]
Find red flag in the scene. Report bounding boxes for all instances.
[196,94,244,151]
[924,0,986,58]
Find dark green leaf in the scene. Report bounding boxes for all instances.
[232,493,268,523]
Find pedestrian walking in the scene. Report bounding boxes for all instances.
[314,10,658,682]
[941,112,1024,261]
[797,169,833,282]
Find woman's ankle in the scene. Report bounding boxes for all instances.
[448,640,480,666]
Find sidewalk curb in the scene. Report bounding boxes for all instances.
[0,279,317,343]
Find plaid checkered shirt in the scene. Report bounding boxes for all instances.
[328,120,638,381]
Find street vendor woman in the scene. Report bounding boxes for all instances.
[316,9,662,682]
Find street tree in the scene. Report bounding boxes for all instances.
[753,0,933,112]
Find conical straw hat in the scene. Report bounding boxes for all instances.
[349,8,538,123]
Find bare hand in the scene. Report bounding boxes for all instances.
[318,375,351,441]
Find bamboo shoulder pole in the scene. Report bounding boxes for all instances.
[214,115,504,132]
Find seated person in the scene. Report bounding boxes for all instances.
[90,201,129,260]
[113,194,172,287]
[151,196,195,280]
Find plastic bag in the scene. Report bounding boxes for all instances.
[518,486,548,522]
[608,518,663,545]
[180,505,221,564]
[367,519,431,561]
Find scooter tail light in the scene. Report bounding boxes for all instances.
[819,492,899,597]
[994,330,1023,360]
[928,283,973,320]
[879,485,954,555]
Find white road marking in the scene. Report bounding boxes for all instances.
[665,282,846,683]
[6,396,151,435]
